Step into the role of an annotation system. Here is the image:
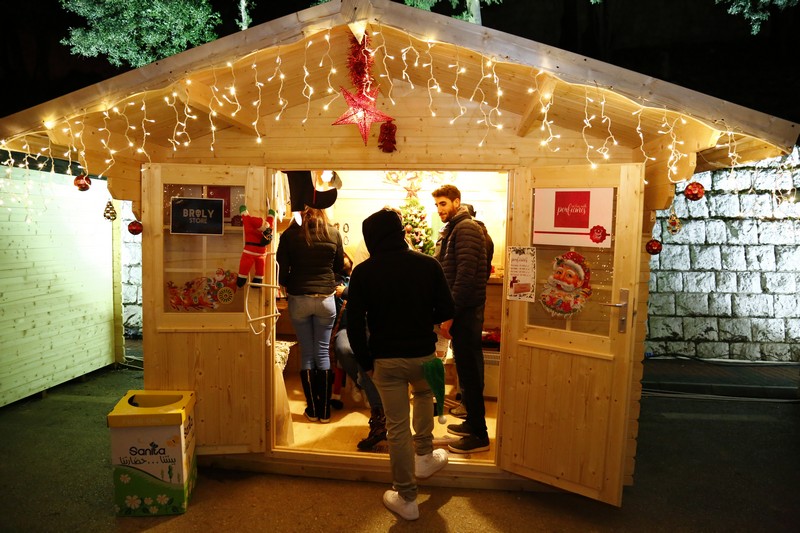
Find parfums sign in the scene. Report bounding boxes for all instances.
[532,188,614,248]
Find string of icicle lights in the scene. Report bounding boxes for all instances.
[1,26,749,187]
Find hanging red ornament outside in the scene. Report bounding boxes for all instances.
[684,182,705,201]
[332,33,395,146]
[378,120,397,152]
[645,239,663,255]
[74,175,91,191]
[128,220,143,236]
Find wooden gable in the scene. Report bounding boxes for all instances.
[1,0,797,214]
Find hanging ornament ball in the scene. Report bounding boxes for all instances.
[683,182,705,201]
[645,239,663,255]
[405,224,413,233]
[128,220,143,236]
[74,175,91,191]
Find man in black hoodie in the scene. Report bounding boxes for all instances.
[347,207,455,521]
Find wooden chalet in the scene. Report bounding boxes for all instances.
[1,0,797,506]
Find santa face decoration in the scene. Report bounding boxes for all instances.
[539,251,593,317]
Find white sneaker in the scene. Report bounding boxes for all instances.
[382,490,419,520]
[415,448,449,479]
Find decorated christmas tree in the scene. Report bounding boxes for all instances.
[400,197,435,256]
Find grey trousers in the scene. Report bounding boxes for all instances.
[373,353,436,502]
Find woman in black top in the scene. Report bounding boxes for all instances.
[276,207,344,423]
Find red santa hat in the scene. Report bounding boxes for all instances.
[554,251,591,288]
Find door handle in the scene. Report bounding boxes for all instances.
[599,289,629,333]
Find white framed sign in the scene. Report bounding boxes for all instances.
[532,188,613,248]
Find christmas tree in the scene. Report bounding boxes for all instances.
[400,197,435,255]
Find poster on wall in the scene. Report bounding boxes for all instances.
[532,188,613,248]
[170,197,224,235]
[507,246,536,301]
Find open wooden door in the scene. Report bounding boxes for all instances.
[499,163,644,506]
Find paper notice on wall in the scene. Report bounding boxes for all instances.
[507,246,536,301]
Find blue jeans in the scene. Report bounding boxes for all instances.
[373,354,436,502]
[288,294,336,370]
[334,329,382,409]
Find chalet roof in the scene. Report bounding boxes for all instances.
[1,0,797,190]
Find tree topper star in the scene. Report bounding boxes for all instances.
[332,86,394,145]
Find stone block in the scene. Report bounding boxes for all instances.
[682,317,718,341]
[726,220,759,245]
[759,221,796,245]
[648,293,675,315]
[686,197,709,218]
[736,272,762,293]
[775,246,800,271]
[667,221,706,244]
[774,295,800,319]
[709,194,741,217]
[750,318,786,342]
[720,246,747,271]
[732,294,773,317]
[696,342,730,359]
[682,272,716,293]
[658,245,691,270]
[718,318,752,341]
[785,319,800,341]
[709,293,732,316]
[705,220,728,244]
[715,272,737,293]
[122,284,140,305]
[760,343,794,362]
[739,193,773,218]
[744,245,776,271]
[690,245,721,270]
[730,343,762,361]
[764,272,797,294]
[664,341,696,357]
[656,271,684,292]
[712,170,752,192]
[648,317,683,340]
[675,293,709,315]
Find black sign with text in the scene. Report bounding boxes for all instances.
[170,197,224,235]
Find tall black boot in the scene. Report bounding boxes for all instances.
[357,406,387,451]
[315,369,335,423]
[299,370,318,422]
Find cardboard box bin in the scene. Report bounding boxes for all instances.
[107,390,196,516]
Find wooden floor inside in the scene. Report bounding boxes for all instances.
[278,370,497,462]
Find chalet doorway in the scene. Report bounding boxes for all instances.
[272,169,508,463]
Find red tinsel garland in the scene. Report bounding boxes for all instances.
[348,34,374,94]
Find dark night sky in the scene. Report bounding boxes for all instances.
[2,0,799,129]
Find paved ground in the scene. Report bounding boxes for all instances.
[0,357,798,532]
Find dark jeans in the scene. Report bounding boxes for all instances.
[451,304,487,438]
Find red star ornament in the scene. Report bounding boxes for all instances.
[332,86,394,145]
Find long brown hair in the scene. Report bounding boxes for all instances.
[300,207,332,245]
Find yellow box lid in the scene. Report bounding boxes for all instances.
[107,390,196,428]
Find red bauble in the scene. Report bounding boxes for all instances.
[684,182,705,201]
[378,120,397,153]
[128,220,143,236]
[645,239,663,255]
[73,175,91,191]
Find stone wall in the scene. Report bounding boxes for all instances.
[646,148,800,361]
[120,202,143,337]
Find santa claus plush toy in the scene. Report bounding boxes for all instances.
[237,205,275,287]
